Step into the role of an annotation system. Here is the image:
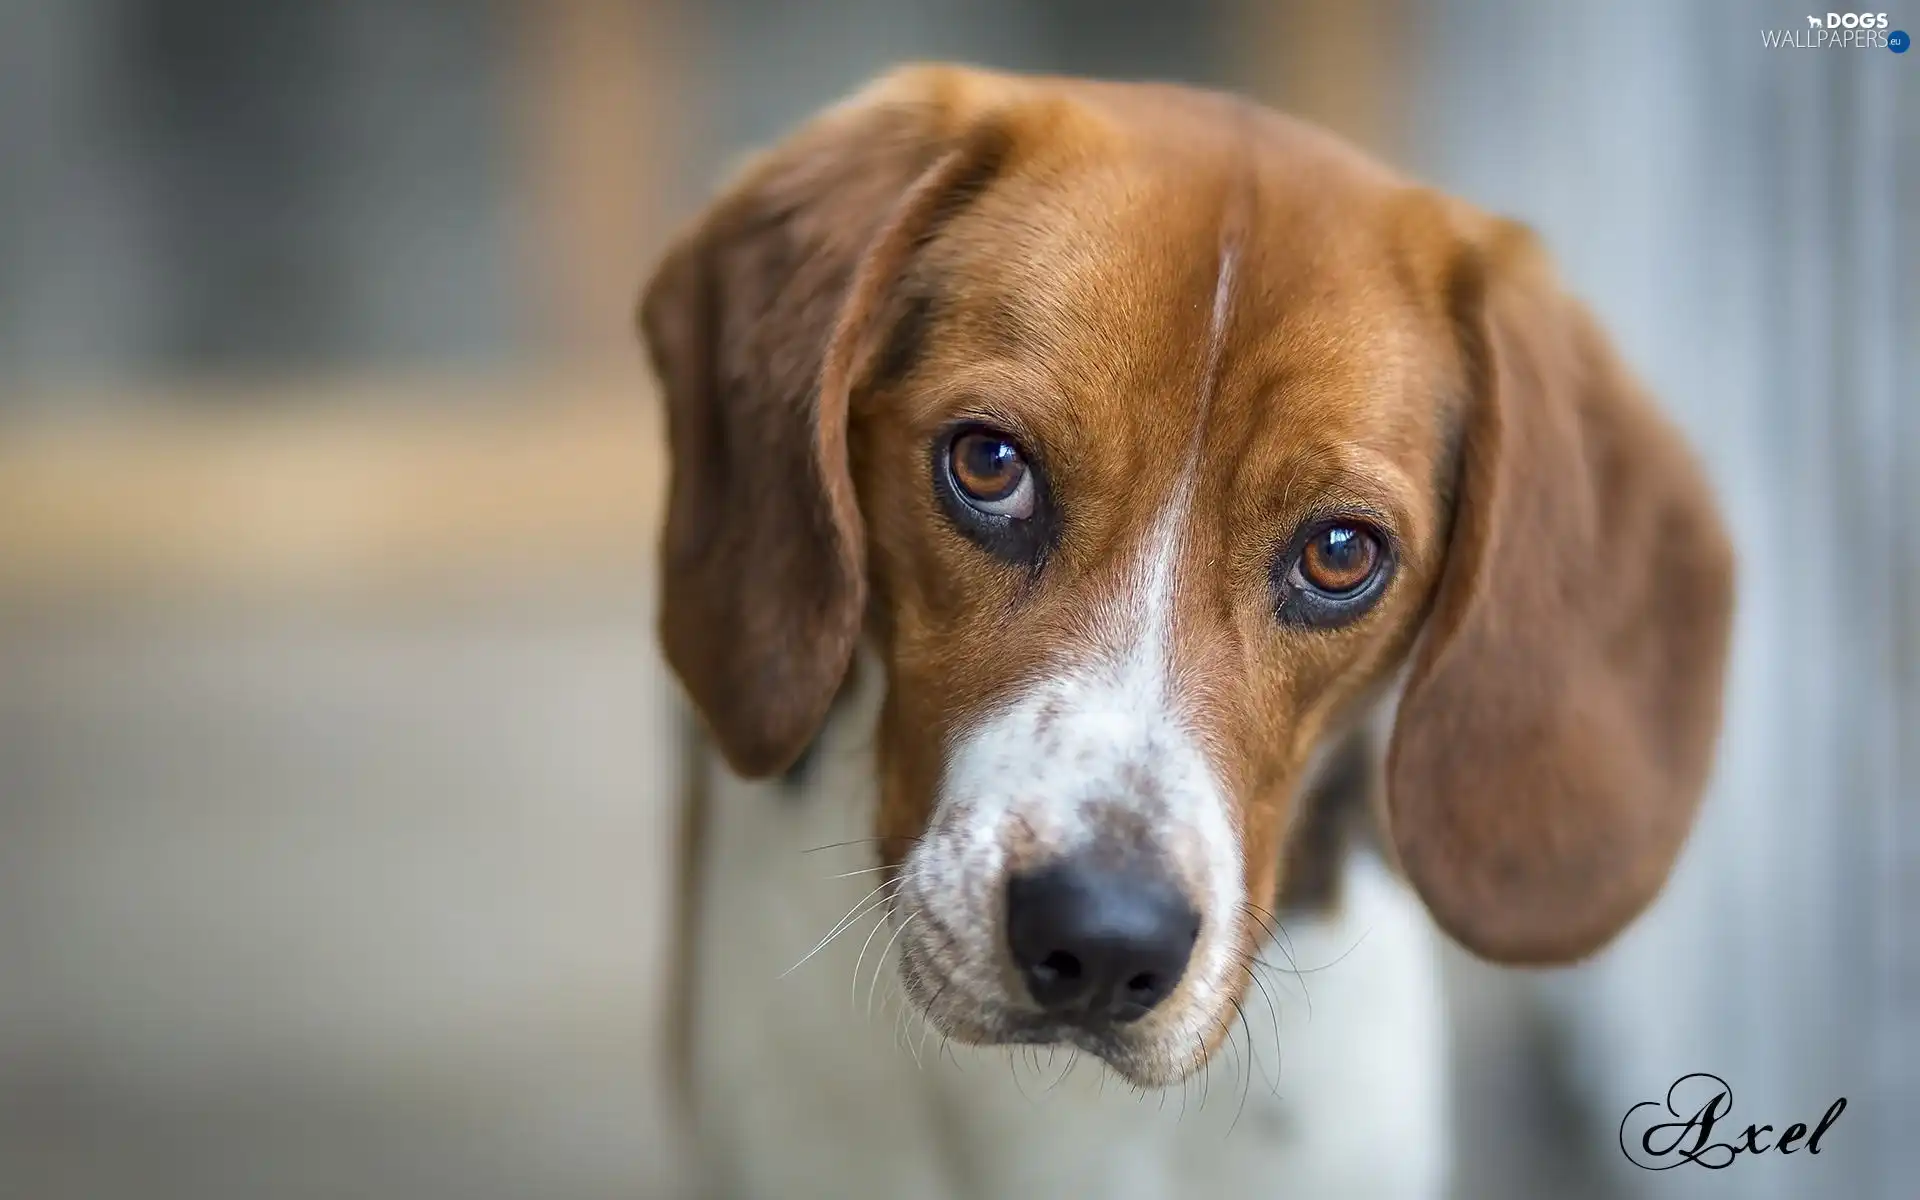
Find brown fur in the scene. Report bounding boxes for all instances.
[640,64,1734,992]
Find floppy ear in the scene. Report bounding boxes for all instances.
[639,67,1009,778]
[1386,219,1736,965]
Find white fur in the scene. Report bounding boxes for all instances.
[897,500,1246,1064]
[682,662,1451,1199]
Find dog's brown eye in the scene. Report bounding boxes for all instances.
[933,425,1056,568]
[1298,525,1379,595]
[948,431,1035,518]
[1276,517,1394,629]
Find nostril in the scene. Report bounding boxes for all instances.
[1124,971,1159,997]
[1038,950,1083,983]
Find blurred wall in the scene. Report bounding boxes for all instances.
[0,1,523,384]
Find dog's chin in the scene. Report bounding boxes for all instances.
[898,942,1224,1089]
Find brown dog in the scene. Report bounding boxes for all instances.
[643,64,1734,1199]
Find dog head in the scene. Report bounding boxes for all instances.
[640,66,1734,1087]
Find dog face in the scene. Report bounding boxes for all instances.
[641,67,1734,1087]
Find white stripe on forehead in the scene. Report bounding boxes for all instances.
[1089,235,1238,670]
[1198,242,1240,444]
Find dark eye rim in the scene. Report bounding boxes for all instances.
[930,420,1057,569]
[1273,512,1398,629]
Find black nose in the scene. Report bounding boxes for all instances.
[1005,856,1200,1024]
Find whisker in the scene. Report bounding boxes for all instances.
[780,878,902,979]
[849,898,899,1007]
[866,911,918,1017]
[914,979,955,1074]
[1251,941,1366,977]
[800,836,921,856]
[1237,901,1283,947]
[1242,899,1302,966]
[893,976,918,1061]
[1190,1021,1205,1121]
[1228,995,1254,1135]
[1009,1049,1035,1105]
[1171,1047,1187,1120]
[1244,963,1285,1096]
[911,990,936,1071]
[1245,911,1313,1018]
[1045,1047,1080,1094]
[1249,956,1310,1018]
[1249,924,1374,1026]
[1198,1009,1234,1123]
[1239,900,1319,1017]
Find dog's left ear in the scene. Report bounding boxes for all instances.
[639,67,1013,778]
[1386,213,1736,965]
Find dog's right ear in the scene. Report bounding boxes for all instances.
[1383,209,1736,965]
[640,66,1012,778]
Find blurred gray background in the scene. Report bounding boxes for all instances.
[0,2,1913,1198]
